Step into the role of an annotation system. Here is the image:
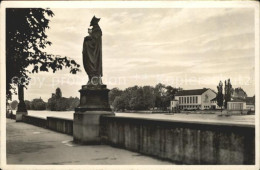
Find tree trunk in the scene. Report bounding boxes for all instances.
[17,84,27,112]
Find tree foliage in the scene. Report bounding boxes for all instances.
[24,98,46,110]
[6,8,80,100]
[216,81,224,111]
[55,88,62,99]
[47,88,79,111]
[25,100,31,110]
[10,100,18,110]
[30,98,46,110]
[109,84,181,111]
[233,87,247,99]
[224,79,233,108]
[108,88,123,105]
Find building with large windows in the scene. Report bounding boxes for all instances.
[174,88,216,110]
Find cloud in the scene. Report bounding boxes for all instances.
[12,7,255,101]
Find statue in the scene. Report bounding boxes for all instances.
[82,16,103,85]
[74,16,114,145]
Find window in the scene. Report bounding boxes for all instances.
[184,97,186,104]
[190,97,192,103]
[187,97,189,103]
[196,96,198,103]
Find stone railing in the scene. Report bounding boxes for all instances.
[47,117,73,135]
[21,115,73,135]
[100,115,255,165]
[17,114,255,165]
[22,115,47,128]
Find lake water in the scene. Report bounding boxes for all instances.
[25,110,255,125]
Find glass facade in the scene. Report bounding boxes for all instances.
[176,95,203,111]
[178,96,200,104]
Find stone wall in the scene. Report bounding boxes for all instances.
[100,115,255,165]
[16,114,255,164]
[21,115,73,135]
[47,117,73,135]
[22,115,47,128]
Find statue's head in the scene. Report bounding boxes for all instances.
[88,28,92,34]
[90,16,100,26]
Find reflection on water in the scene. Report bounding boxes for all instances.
[26,110,255,125]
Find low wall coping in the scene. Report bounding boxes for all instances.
[23,115,47,121]
[102,115,254,129]
[47,116,73,121]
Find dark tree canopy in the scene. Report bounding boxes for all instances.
[47,88,80,111]
[6,8,80,100]
[108,88,123,105]
[224,79,232,108]
[216,81,224,111]
[109,84,181,111]
[30,98,46,110]
[10,100,18,110]
[55,88,62,99]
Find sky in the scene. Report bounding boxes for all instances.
[13,8,255,102]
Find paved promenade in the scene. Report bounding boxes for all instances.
[6,119,172,165]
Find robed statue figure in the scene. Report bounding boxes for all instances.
[83,16,102,85]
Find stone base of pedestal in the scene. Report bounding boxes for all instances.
[73,111,114,144]
[73,84,114,144]
[16,111,28,122]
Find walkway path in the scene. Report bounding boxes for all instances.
[6,119,172,165]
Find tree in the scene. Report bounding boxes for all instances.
[153,83,181,111]
[224,79,232,108]
[142,86,155,109]
[55,97,69,111]
[67,97,80,110]
[10,100,18,110]
[24,100,31,110]
[47,88,79,111]
[163,86,182,110]
[112,96,126,111]
[154,83,166,110]
[216,81,224,113]
[30,98,46,110]
[129,87,145,110]
[55,88,62,99]
[6,8,80,101]
[110,84,182,111]
[109,88,123,105]
[233,87,247,99]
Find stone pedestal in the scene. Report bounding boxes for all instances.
[73,84,114,144]
[16,111,28,121]
[16,101,28,122]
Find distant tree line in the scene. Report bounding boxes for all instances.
[109,83,182,111]
[10,98,46,110]
[47,88,80,111]
[9,87,79,111]
[25,98,46,110]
